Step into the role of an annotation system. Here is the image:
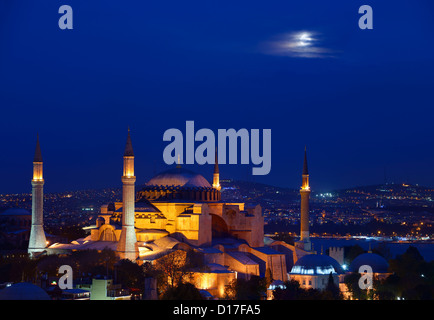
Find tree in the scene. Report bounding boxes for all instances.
[372,274,398,300]
[161,282,204,300]
[224,276,267,300]
[272,279,324,300]
[264,268,273,288]
[115,259,146,291]
[35,249,118,285]
[322,273,341,300]
[153,250,207,299]
[272,280,303,300]
[389,246,424,278]
[155,249,204,294]
[155,250,187,290]
[344,244,365,265]
[388,246,434,299]
[372,242,392,261]
[343,272,368,300]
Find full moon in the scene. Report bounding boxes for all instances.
[297,32,313,47]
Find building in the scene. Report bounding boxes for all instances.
[74,276,131,300]
[30,132,317,299]
[268,148,349,293]
[288,253,343,290]
[60,288,91,300]
[0,208,32,248]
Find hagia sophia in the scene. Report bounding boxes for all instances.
[22,130,391,299]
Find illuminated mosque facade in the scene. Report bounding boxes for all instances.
[28,130,348,298]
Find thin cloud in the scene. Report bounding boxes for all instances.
[261,31,336,58]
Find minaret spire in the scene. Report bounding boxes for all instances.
[28,134,47,257]
[117,128,138,261]
[214,147,219,174]
[301,146,310,191]
[124,127,134,157]
[176,154,181,168]
[34,133,43,163]
[212,147,221,191]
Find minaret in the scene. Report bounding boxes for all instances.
[296,147,312,252]
[177,154,182,168]
[28,134,47,257]
[116,128,138,261]
[212,147,221,191]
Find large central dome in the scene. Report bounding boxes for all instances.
[146,167,212,188]
[138,166,220,202]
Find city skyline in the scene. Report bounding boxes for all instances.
[1,1,434,193]
[1,131,433,194]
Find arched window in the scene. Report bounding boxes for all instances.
[100,228,116,241]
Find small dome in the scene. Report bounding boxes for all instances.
[349,253,389,274]
[0,282,50,300]
[146,167,211,188]
[290,254,343,275]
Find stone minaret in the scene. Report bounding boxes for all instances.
[296,147,312,252]
[28,135,47,257]
[116,129,138,261]
[212,147,221,191]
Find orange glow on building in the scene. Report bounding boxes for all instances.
[301,174,310,191]
[123,156,134,177]
[32,162,43,181]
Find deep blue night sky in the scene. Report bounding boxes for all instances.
[1,0,434,193]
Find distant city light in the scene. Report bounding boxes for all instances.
[318,193,333,198]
